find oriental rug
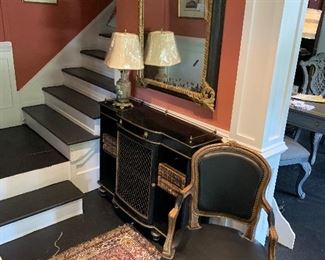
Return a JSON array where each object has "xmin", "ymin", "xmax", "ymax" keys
[{"xmin": 51, "ymin": 224, "xmax": 161, "ymax": 260}]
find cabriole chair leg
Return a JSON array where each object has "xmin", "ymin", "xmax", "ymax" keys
[{"xmin": 297, "ymin": 162, "xmax": 312, "ymax": 199}]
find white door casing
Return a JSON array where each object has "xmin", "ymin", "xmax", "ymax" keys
[{"xmin": 0, "ymin": 42, "xmax": 21, "ymax": 128}]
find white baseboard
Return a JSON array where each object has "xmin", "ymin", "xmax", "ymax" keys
[
  {"xmin": 0, "ymin": 161, "xmax": 70, "ymax": 200},
  {"xmin": 0, "ymin": 199, "xmax": 83, "ymax": 245},
  {"xmin": 44, "ymin": 92, "xmax": 100, "ymax": 135}
]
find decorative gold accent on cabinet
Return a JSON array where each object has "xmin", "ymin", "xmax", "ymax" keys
[{"xmin": 158, "ymin": 163, "xmax": 186, "ymax": 197}]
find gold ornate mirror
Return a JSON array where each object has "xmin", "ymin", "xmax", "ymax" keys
[{"xmin": 136, "ymin": 0, "xmax": 226, "ymax": 111}]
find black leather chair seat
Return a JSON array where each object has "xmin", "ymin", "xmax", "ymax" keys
[{"xmin": 174, "ymin": 224, "xmax": 267, "ymax": 260}]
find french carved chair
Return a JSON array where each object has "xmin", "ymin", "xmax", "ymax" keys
[
  {"xmin": 279, "ymin": 136, "xmax": 312, "ymax": 199},
  {"xmin": 295, "ymin": 52, "xmax": 325, "ymax": 164},
  {"xmin": 162, "ymin": 142, "xmax": 277, "ymax": 260}
]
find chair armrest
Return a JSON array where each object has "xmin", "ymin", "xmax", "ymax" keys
[
  {"xmin": 262, "ymin": 198, "xmax": 278, "ymax": 260},
  {"xmin": 162, "ymin": 184, "xmax": 193, "ymax": 259}
]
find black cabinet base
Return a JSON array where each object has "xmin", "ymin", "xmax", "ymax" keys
[{"xmin": 100, "ymin": 100, "xmax": 221, "ymax": 238}]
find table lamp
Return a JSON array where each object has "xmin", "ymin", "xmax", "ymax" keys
[
  {"xmin": 105, "ymin": 32, "xmax": 144, "ymax": 109},
  {"xmin": 144, "ymin": 31, "xmax": 181, "ymax": 83}
]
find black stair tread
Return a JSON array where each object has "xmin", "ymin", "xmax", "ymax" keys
[
  {"xmin": 0, "ymin": 125, "xmax": 68, "ymax": 179},
  {"xmin": 0, "ymin": 181, "xmax": 83, "ymax": 227},
  {"xmin": 62, "ymin": 67, "xmax": 115, "ymax": 93},
  {"xmin": 22, "ymin": 105, "xmax": 98, "ymax": 145},
  {"xmin": 80, "ymin": 49, "xmax": 106, "ymax": 61},
  {"xmin": 43, "ymin": 85, "xmax": 100, "ymax": 119},
  {"xmin": 99, "ymin": 32, "xmax": 112, "ymax": 38}
]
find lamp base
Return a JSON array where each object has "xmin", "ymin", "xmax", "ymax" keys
[
  {"xmin": 114, "ymin": 70, "xmax": 133, "ymax": 110},
  {"xmin": 113, "ymin": 100, "xmax": 134, "ymax": 110}
]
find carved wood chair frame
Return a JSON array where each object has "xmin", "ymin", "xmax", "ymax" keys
[{"xmin": 162, "ymin": 142, "xmax": 278, "ymax": 260}]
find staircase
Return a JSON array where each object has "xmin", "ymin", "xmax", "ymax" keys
[{"xmin": 0, "ymin": 6, "xmax": 116, "ymax": 245}]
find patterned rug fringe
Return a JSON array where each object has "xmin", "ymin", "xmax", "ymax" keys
[{"xmin": 51, "ymin": 224, "xmax": 161, "ymax": 260}]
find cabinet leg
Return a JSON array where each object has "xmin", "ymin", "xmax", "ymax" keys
[
  {"xmin": 98, "ymin": 186, "xmax": 107, "ymax": 197},
  {"xmin": 112, "ymin": 200, "xmax": 119, "ymax": 209},
  {"xmin": 151, "ymin": 229, "xmax": 161, "ymax": 242}
]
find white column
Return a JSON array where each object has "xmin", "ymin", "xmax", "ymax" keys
[{"xmin": 229, "ymin": 0, "xmax": 308, "ymax": 249}]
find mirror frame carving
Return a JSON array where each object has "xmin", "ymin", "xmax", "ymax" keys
[{"xmin": 136, "ymin": 0, "xmax": 226, "ymax": 111}]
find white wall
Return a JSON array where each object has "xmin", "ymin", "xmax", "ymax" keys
[{"xmin": 0, "ymin": 42, "xmax": 21, "ymax": 129}]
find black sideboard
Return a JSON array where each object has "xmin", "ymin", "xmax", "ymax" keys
[{"xmin": 99, "ymin": 100, "xmax": 222, "ymax": 237}]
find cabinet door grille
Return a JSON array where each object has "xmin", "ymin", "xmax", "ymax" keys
[{"xmin": 116, "ymin": 132, "xmax": 154, "ymax": 220}]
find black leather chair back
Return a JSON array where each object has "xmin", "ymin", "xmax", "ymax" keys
[{"xmin": 192, "ymin": 143, "xmax": 270, "ymax": 224}]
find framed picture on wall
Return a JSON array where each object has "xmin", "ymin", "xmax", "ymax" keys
[
  {"xmin": 23, "ymin": 0, "xmax": 57, "ymax": 4},
  {"xmin": 178, "ymin": 0, "xmax": 205, "ymax": 19}
]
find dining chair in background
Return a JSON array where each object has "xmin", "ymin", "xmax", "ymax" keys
[
  {"xmin": 279, "ymin": 136, "xmax": 312, "ymax": 199},
  {"xmin": 294, "ymin": 52, "xmax": 325, "ymax": 165}
]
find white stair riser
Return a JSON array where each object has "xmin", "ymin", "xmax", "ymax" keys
[
  {"xmin": 24, "ymin": 112, "xmax": 71, "ymax": 159},
  {"xmin": 63, "ymin": 74, "xmax": 116, "ymax": 102},
  {"xmin": 81, "ymin": 55, "xmax": 114, "ymax": 79},
  {"xmin": 0, "ymin": 162, "xmax": 70, "ymax": 200},
  {"xmin": 0, "ymin": 199, "xmax": 83, "ymax": 245},
  {"xmin": 44, "ymin": 92, "xmax": 100, "ymax": 135},
  {"xmin": 97, "ymin": 36, "xmax": 110, "ymax": 51},
  {"xmin": 23, "ymin": 111, "xmax": 100, "ymax": 193}
]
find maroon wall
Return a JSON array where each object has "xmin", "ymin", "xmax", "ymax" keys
[
  {"xmin": 143, "ymin": 0, "xmax": 166, "ymax": 32},
  {"xmin": 308, "ymin": 0, "xmax": 324, "ymax": 9},
  {"xmin": 0, "ymin": 0, "xmax": 111, "ymax": 89},
  {"xmin": 168, "ymin": 0, "xmax": 206, "ymax": 38},
  {"xmin": 142, "ymin": 0, "xmax": 205, "ymax": 38},
  {"xmin": 0, "ymin": 1, "xmax": 4, "ymax": 41},
  {"xmin": 117, "ymin": 0, "xmax": 245, "ymax": 131}
]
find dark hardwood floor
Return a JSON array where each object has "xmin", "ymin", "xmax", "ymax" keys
[
  {"xmin": 276, "ymin": 130, "xmax": 325, "ymax": 260},
  {"xmin": 0, "ymin": 128, "xmax": 324, "ymax": 260},
  {"xmin": 0, "ymin": 192, "xmax": 123, "ymax": 260}
]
